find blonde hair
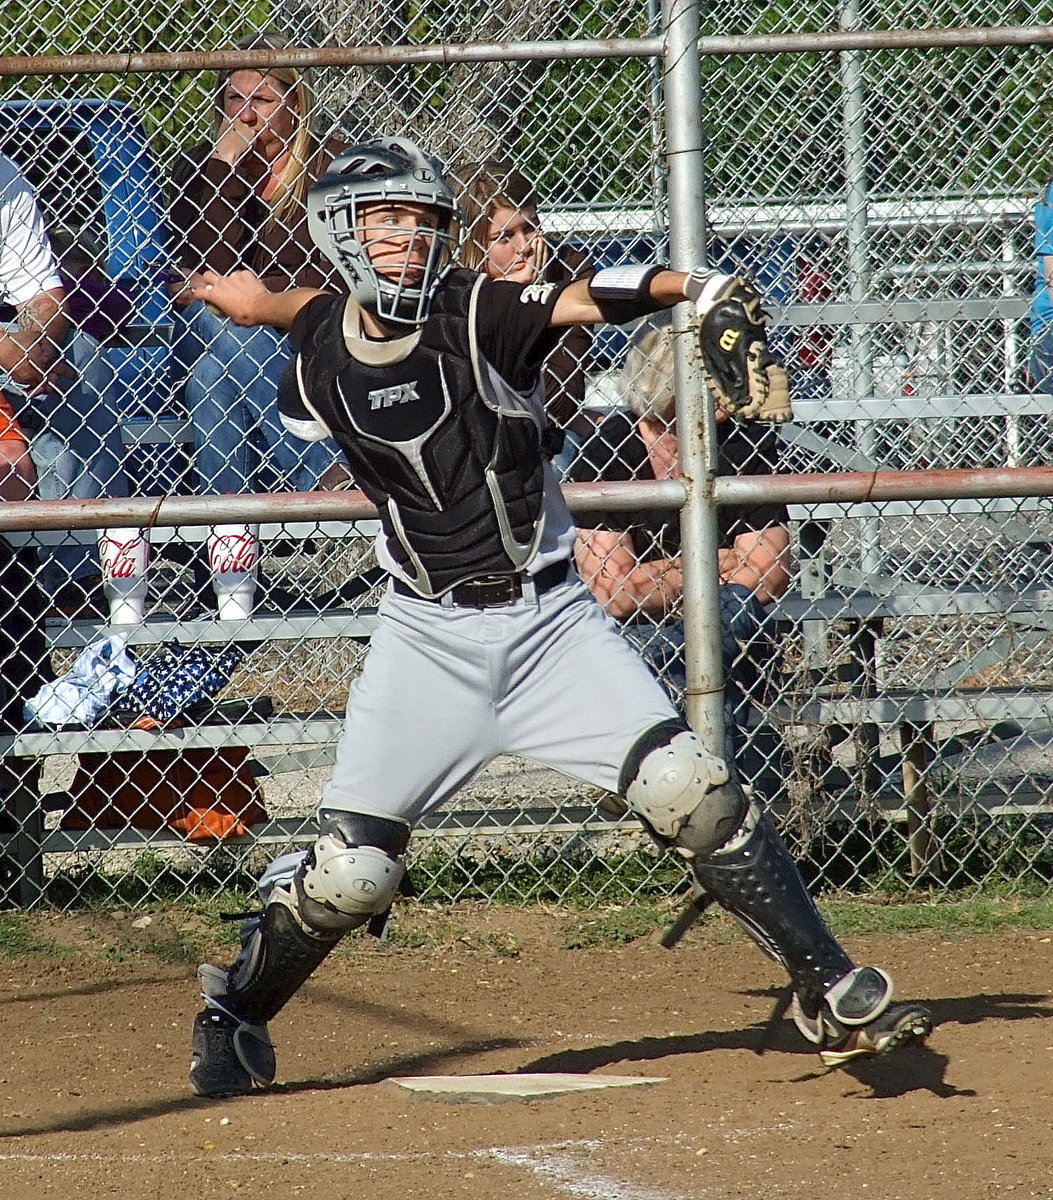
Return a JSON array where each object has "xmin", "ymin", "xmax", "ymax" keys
[
  {"xmin": 216, "ymin": 31, "xmax": 316, "ymax": 227},
  {"xmin": 619, "ymin": 324, "xmax": 677, "ymax": 422},
  {"xmin": 451, "ymin": 159, "xmax": 551, "ymax": 275}
]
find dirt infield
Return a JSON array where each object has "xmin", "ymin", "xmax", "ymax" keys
[{"xmin": 0, "ymin": 906, "xmax": 1049, "ymax": 1200}]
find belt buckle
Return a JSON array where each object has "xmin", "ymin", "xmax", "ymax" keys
[{"xmin": 457, "ymin": 574, "xmax": 520, "ymax": 607}]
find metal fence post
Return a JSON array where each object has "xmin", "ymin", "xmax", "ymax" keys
[{"xmin": 662, "ymin": 0, "xmax": 727, "ymax": 757}]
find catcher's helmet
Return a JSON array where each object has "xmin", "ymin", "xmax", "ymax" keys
[{"xmin": 307, "ymin": 138, "xmax": 458, "ymax": 328}]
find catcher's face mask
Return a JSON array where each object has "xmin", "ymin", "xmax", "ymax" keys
[{"xmin": 308, "ymin": 138, "xmax": 458, "ymax": 328}]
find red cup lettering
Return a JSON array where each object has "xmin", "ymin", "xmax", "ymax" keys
[
  {"xmin": 209, "ymin": 534, "xmax": 259, "ymax": 575},
  {"xmin": 100, "ymin": 533, "xmax": 149, "ymax": 580}
]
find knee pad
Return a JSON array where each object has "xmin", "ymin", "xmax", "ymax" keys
[
  {"xmin": 296, "ymin": 810, "xmax": 412, "ymax": 936},
  {"xmin": 620, "ymin": 719, "xmax": 744, "ymax": 856},
  {"xmin": 213, "ymin": 811, "xmax": 412, "ymax": 1026}
]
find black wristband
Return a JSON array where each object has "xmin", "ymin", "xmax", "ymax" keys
[{"xmin": 588, "ymin": 264, "xmax": 665, "ymax": 325}]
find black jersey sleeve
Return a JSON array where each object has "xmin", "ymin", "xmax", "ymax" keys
[{"xmin": 473, "ymin": 276, "xmax": 574, "ymax": 391}]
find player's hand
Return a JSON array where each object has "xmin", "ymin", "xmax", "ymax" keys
[
  {"xmin": 167, "ymin": 266, "xmax": 196, "ymax": 309},
  {"xmin": 191, "ymin": 269, "xmax": 269, "ymax": 325},
  {"xmin": 687, "ymin": 272, "xmax": 793, "ymax": 423}
]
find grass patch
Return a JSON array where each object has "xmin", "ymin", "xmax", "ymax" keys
[
  {"xmin": 558, "ymin": 894, "xmax": 1053, "ymax": 950},
  {"xmin": 0, "ymin": 914, "xmax": 63, "ymax": 958},
  {"xmin": 562, "ymin": 904, "xmax": 672, "ymax": 949},
  {"xmin": 138, "ymin": 925, "xmax": 213, "ymax": 965},
  {"xmin": 369, "ymin": 904, "xmax": 523, "ymax": 957},
  {"xmin": 821, "ymin": 895, "xmax": 1053, "ymax": 938},
  {"xmin": 410, "ymin": 845, "xmax": 685, "ymax": 907},
  {"xmin": 5, "ymin": 858, "xmax": 1052, "ymax": 959}
]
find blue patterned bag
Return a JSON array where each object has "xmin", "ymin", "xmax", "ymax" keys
[{"xmin": 112, "ymin": 642, "xmax": 244, "ymax": 725}]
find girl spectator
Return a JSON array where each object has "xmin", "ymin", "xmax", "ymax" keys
[{"xmin": 453, "ymin": 160, "xmax": 593, "ymax": 472}]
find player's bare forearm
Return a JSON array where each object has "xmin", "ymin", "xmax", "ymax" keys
[
  {"xmin": 551, "ymin": 270, "xmax": 688, "ymax": 327},
  {"xmin": 191, "ymin": 269, "xmax": 322, "ymax": 328}
]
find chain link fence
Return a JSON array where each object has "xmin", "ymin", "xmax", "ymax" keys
[{"xmin": 0, "ymin": 2, "xmax": 1051, "ymax": 909}]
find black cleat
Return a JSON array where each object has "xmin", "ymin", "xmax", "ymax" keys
[
  {"xmin": 189, "ymin": 1007, "xmax": 275, "ymax": 1097},
  {"xmin": 793, "ymin": 966, "xmax": 933, "ymax": 1068},
  {"xmin": 809, "ymin": 1001, "xmax": 933, "ymax": 1068}
]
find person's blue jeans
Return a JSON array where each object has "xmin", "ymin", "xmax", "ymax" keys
[
  {"xmin": 173, "ymin": 302, "xmax": 338, "ymax": 495},
  {"xmin": 551, "ymin": 426, "xmax": 584, "ymax": 478},
  {"xmin": 622, "ymin": 582, "xmax": 775, "ymax": 762},
  {"xmin": 20, "ymin": 330, "xmax": 130, "ymax": 590},
  {"xmin": 1031, "ymin": 323, "xmax": 1053, "ymax": 393}
]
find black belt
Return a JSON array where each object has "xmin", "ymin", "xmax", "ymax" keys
[{"xmin": 393, "ymin": 561, "xmax": 571, "ymax": 608}]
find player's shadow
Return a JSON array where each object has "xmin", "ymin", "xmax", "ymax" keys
[
  {"xmin": 517, "ymin": 989, "xmax": 1051, "ymax": 1100},
  {"xmin": 0, "ymin": 1035, "xmax": 529, "ymax": 1139},
  {"xmin": 275, "ymin": 1036, "xmax": 530, "ymax": 1094},
  {"xmin": 0, "ymin": 973, "xmax": 189, "ymax": 1006},
  {"xmin": 3, "ymin": 989, "xmax": 1046, "ymax": 1137}
]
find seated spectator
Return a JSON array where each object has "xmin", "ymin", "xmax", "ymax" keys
[
  {"xmin": 0, "ymin": 155, "xmax": 68, "ymax": 399},
  {"xmin": 0, "ymin": 153, "xmax": 61, "ymax": 814},
  {"xmin": 570, "ymin": 320, "xmax": 791, "ymax": 763},
  {"xmin": 1031, "ymin": 176, "xmax": 1053, "ymax": 392},
  {"xmin": 0, "ymin": 159, "xmax": 135, "ymax": 612},
  {"xmin": 168, "ymin": 30, "xmax": 345, "ymax": 498},
  {"xmin": 452, "ymin": 160, "xmax": 593, "ymax": 473},
  {"xmin": 28, "ymin": 229, "xmax": 137, "ymax": 611}
]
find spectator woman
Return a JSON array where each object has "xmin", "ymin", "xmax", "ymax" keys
[
  {"xmin": 453, "ymin": 160, "xmax": 593, "ymax": 472},
  {"xmin": 169, "ymin": 31, "xmax": 344, "ymax": 496}
]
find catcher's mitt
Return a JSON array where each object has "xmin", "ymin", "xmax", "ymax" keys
[{"xmin": 685, "ymin": 271, "xmax": 792, "ymax": 422}]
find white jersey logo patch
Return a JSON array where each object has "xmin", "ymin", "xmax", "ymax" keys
[
  {"xmin": 368, "ymin": 382, "xmax": 420, "ymax": 410},
  {"xmin": 518, "ymin": 281, "xmax": 557, "ymax": 305}
]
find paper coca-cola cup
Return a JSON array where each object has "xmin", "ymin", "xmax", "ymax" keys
[
  {"xmin": 208, "ymin": 524, "xmax": 260, "ymax": 619},
  {"xmin": 98, "ymin": 527, "xmax": 150, "ymax": 624}
]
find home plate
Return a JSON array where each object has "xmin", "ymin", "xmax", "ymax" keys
[{"xmin": 387, "ymin": 1073, "xmax": 666, "ymax": 1103}]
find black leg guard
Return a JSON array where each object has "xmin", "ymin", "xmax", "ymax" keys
[
  {"xmin": 690, "ymin": 803, "xmax": 933, "ymax": 1066},
  {"xmin": 211, "ymin": 893, "xmax": 344, "ymax": 1027},
  {"xmin": 690, "ymin": 804, "xmax": 853, "ymax": 1015},
  {"xmin": 189, "ymin": 812, "xmax": 412, "ymax": 1095},
  {"xmin": 190, "ymin": 896, "xmax": 343, "ymax": 1097}
]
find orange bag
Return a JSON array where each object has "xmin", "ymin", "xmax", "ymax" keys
[{"xmin": 61, "ymin": 747, "xmax": 268, "ymax": 841}]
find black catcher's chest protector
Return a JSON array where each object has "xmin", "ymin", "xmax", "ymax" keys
[{"xmin": 293, "ymin": 272, "xmax": 548, "ymax": 596}]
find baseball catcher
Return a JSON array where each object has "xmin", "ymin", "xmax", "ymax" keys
[{"xmin": 185, "ymin": 139, "xmax": 929, "ymax": 1097}]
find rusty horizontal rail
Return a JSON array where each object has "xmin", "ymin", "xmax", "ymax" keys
[
  {"xmin": 0, "ymin": 467, "xmax": 1052, "ymax": 533},
  {"xmin": 0, "ymin": 23, "xmax": 1049, "ymax": 78}
]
